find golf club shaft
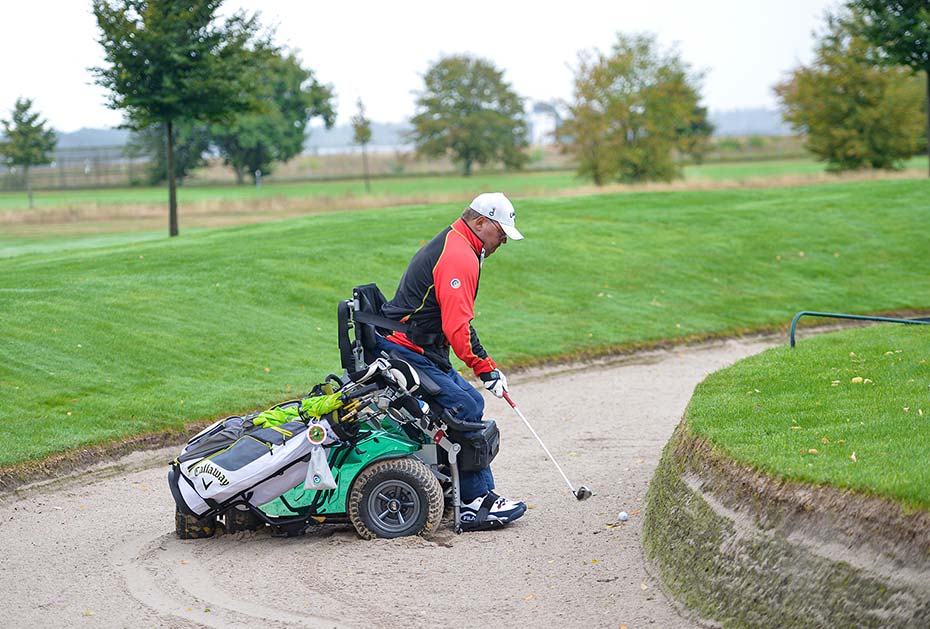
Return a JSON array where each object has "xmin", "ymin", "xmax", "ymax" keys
[{"xmin": 503, "ymin": 392, "xmax": 577, "ymax": 494}]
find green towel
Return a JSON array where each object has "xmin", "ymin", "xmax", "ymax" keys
[{"xmin": 251, "ymin": 393, "xmax": 344, "ymax": 428}]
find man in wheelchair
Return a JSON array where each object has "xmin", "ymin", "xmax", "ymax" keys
[{"xmin": 348, "ymin": 193, "xmax": 527, "ymax": 532}]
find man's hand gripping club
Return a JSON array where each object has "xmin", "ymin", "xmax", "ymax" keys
[{"xmin": 479, "ymin": 369, "xmax": 508, "ymax": 398}]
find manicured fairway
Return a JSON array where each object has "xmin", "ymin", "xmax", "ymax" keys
[
  {"xmin": 5, "ymin": 156, "xmax": 926, "ymax": 213},
  {"xmin": 1, "ymin": 178, "xmax": 928, "ymax": 466},
  {"xmin": 686, "ymin": 324, "xmax": 930, "ymax": 509}
]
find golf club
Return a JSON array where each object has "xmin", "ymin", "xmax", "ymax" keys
[{"xmin": 502, "ymin": 391, "xmax": 593, "ymax": 501}]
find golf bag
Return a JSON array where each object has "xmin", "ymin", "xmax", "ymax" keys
[{"xmin": 168, "ymin": 402, "xmax": 315, "ymax": 518}]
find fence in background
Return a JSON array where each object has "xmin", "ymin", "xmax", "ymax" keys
[
  {"xmin": 0, "ymin": 145, "xmax": 149, "ymax": 191},
  {"xmin": 1, "ymin": 136, "xmax": 814, "ymax": 192}
]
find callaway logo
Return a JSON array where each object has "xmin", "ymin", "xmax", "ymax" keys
[
  {"xmin": 202, "ymin": 478, "xmax": 213, "ymax": 490},
  {"xmin": 488, "ymin": 207, "xmax": 496, "ymax": 216},
  {"xmin": 450, "ymin": 278, "xmax": 461, "ymax": 289},
  {"xmin": 192, "ymin": 461, "xmax": 230, "ymax": 487}
]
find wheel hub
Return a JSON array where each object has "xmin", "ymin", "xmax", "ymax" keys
[{"xmin": 367, "ymin": 478, "xmax": 422, "ymax": 534}]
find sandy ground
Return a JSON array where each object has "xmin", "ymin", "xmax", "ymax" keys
[{"xmin": 0, "ymin": 337, "xmax": 775, "ymax": 628}]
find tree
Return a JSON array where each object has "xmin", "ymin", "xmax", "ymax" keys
[
  {"xmin": 352, "ymin": 98, "xmax": 373, "ymax": 192},
  {"xmin": 845, "ymin": 0, "xmax": 930, "ymax": 176},
  {"xmin": 92, "ymin": 0, "xmax": 266, "ymax": 236},
  {"xmin": 410, "ymin": 55, "xmax": 528, "ymax": 176},
  {"xmin": 127, "ymin": 121, "xmax": 211, "ymax": 185},
  {"xmin": 0, "ymin": 98, "xmax": 57, "ymax": 208},
  {"xmin": 677, "ymin": 105, "xmax": 715, "ymax": 165},
  {"xmin": 560, "ymin": 33, "xmax": 708, "ymax": 185},
  {"xmin": 211, "ymin": 48, "xmax": 335, "ymax": 184},
  {"xmin": 774, "ymin": 11, "xmax": 925, "ymax": 171}
]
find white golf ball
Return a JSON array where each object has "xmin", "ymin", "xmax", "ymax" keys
[{"xmin": 618, "ymin": 511, "xmax": 629, "ymax": 522}]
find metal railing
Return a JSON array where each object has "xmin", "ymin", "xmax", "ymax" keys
[{"xmin": 789, "ymin": 311, "xmax": 930, "ymax": 347}]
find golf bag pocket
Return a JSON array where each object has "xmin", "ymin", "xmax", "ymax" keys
[
  {"xmin": 450, "ymin": 420, "xmax": 499, "ymax": 472},
  {"xmin": 172, "ymin": 421, "xmax": 313, "ymax": 517}
]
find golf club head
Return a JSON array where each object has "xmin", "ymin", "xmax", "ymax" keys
[{"xmin": 575, "ymin": 486, "xmax": 593, "ymax": 501}]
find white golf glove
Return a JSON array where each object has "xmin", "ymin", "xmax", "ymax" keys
[{"xmin": 479, "ymin": 369, "xmax": 508, "ymax": 398}]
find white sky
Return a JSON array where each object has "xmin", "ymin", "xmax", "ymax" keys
[{"xmin": 1, "ymin": 0, "xmax": 840, "ymax": 133}]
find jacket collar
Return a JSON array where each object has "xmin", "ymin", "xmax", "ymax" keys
[{"xmin": 451, "ymin": 218, "xmax": 485, "ymax": 257}]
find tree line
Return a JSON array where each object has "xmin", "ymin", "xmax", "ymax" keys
[{"xmin": 1, "ymin": 0, "xmax": 927, "ymax": 235}]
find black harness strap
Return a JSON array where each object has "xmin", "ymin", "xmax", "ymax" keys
[
  {"xmin": 353, "ymin": 310, "xmax": 441, "ymax": 346},
  {"xmin": 352, "ymin": 310, "xmax": 410, "ymax": 333}
]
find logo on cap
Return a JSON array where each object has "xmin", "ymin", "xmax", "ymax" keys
[{"xmin": 450, "ymin": 278, "xmax": 461, "ymax": 289}]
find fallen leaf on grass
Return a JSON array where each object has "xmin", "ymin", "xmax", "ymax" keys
[
  {"xmin": 851, "ymin": 377, "xmax": 863, "ymax": 384},
  {"xmin": 831, "ymin": 380, "xmax": 840, "ymax": 387},
  {"xmin": 850, "ymin": 452, "xmax": 857, "ymax": 463},
  {"xmin": 863, "ymin": 378, "xmax": 873, "ymax": 384},
  {"xmin": 904, "ymin": 407, "xmax": 910, "ymax": 413},
  {"xmin": 791, "ymin": 426, "xmax": 803, "ymax": 430},
  {"xmin": 821, "ymin": 437, "xmax": 829, "ymax": 444},
  {"xmin": 808, "ymin": 449, "xmax": 819, "ymax": 455}
]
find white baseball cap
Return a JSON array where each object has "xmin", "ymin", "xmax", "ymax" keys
[{"xmin": 469, "ymin": 192, "xmax": 524, "ymax": 240}]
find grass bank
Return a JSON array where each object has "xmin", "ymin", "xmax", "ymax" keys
[
  {"xmin": 686, "ymin": 324, "xmax": 930, "ymax": 509},
  {"xmin": 1, "ymin": 178, "xmax": 928, "ymax": 467}
]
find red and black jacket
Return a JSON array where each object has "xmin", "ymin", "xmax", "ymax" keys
[{"xmin": 381, "ymin": 218, "xmax": 497, "ymax": 376}]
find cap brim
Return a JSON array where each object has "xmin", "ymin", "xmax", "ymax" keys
[{"xmin": 500, "ymin": 222, "xmax": 524, "ymax": 240}]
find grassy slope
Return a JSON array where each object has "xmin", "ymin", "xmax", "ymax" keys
[
  {"xmin": 686, "ymin": 324, "xmax": 930, "ymax": 508},
  {"xmin": 1, "ymin": 178, "xmax": 928, "ymax": 467}
]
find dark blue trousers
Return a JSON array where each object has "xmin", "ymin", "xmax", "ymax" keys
[{"xmin": 376, "ymin": 337, "xmax": 495, "ymax": 502}]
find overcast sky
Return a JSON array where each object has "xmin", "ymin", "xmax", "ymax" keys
[{"xmin": 1, "ymin": 0, "xmax": 840, "ymax": 133}]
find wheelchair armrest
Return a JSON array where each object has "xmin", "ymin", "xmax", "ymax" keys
[{"xmin": 440, "ymin": 408, "xmax": 490, "ymax": 432}]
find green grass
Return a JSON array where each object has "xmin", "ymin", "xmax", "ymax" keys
[
  {"xmin": 3, "ymin": 156, "xmax": 926, "ymax": 214},
  {"xmin": 684, "ymin": 155, "xmax": 928, "ymax": 180},
  {"xmin": 682, "ymin": 158, "xmax": 827, "ymax": 180},
  {"xmin": 0, "ymin": 170, "xmax": 586, "ymax": 212},
  {"xmin": 686, "ymin": 324, "xmax": 930, "ymax": 508},
  {"xmin": 1, "ymin": 178, "xmax": 928, "ymax": 468}
]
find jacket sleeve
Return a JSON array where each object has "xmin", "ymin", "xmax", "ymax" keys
[{"xmin": 433, "ymin": 240, "xmax": 497, "ymax": 376}]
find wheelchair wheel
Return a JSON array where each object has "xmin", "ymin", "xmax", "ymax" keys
[
  {"xmin": 175, "ymin": 508, "xmax": 216, "ymax": 539},
  {"xmin": 348, "ymin": 457, "xmax": 443, "ymax": 539},
  {"xmin": 224, "ymin": 507, "xmax": 264, "ymax": 533}
]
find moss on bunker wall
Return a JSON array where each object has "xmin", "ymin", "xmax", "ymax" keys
[{"xmin": 643, "ymin": 422, "xmax": 930, "ymax": 629}]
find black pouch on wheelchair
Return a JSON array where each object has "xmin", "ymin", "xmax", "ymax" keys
[{"xmin": 449, "ymin": 420, "xmax": 500, "ymax": 472}]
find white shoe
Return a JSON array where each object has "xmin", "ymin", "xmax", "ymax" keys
[{"xmin": 460, "ymin": 492, "xmax": 526, "ymax": 530}]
